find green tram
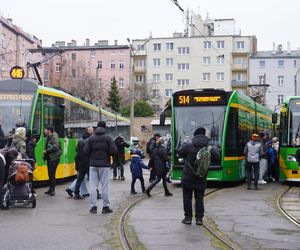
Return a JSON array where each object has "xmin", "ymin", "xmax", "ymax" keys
[
  {"xmin": 279, "ymin": 97, "xmax": 300, "ymax": 182},
  {"xmin": 0, "ymin": 68, "xmax": 130, "ymax": 182},
  {"xmin": 161, "ymin": 89, "xmax": 275, "ymax": 181}
]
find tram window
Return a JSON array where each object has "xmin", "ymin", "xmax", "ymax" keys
[
  {"xmin": 44, "ymin": 95, "xmax": 64, "ymax": 137},
  {"xmin": 225, "ymin": 108, "xmax": 238, "ymax": 156},
  {"xmin": 32, "ymin": 94, "xmax": 42, "ymax": 141}
]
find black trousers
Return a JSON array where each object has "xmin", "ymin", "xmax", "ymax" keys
[
  {"xmin": 182, "ymin": 187, "xmax": 205, "ymax": 219},
  {"xmin": 74, "ymin": 163, "xmax": 89, "ymax": 195},
  {"xmin": 47, "ymin": 158, "xmax": 60, "ymax": 191},
  {"xmin": 147, "ymin": 174, "xmax": 169, "ymax": 193},
  {"xmin": 131, "ymin": 176, "xmax": 145, "ymax": 192},
  {"xmin": 246, "ymin": 161, "xmax": 259, "ymax": 187},
  {"xmin": 148, "ymin": 159, "xmax": 156, "ymax": 181}
]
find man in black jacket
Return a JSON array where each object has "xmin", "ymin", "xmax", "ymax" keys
[
  {"xmin": 84, "ymin": 121, "xmax": 117, "ymax": 214},
  {"xmin": 146, "ymin": 133, "xmax": 161, "ymax": 182},
  {"xmin": 113, "ymin": 135, "xmax": 129, "ymax": 180},
  {"xmin": 73, "ymin": 127, "xmax": 94, "ymax": 199},
  {"xmin": 177, "ymin": 127, "xmax": 209, "ymax": 225}
]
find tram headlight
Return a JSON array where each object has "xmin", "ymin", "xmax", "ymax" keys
[
  {"xmin": 287, "ymin": 155, "xmax": 297, "ymax": 162},
  {"xmin": 178, "ymin": 158, "xmax": 184, "ymax": 163}
]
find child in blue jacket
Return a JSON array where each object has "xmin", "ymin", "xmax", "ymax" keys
[{"xmin": 130, "ymin": 150, "xmax": 149, "ymax": 194}]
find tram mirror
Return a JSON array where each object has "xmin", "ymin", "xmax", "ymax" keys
[
  {"xmin": 272, "ymin": 113, "xmax": 277, "ymax": 124},
  {"xmin": 160, "ymin": 112, "xmax": 166, "ymax": 126}
]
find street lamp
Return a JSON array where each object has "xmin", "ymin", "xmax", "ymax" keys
[{"xmin": 127, "ymin": 38, "xmax": 151, "ymax": 140}]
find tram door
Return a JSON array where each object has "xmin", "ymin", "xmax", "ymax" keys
[{"xmin": 43, "ymin": 95, "xmax": 65, "ymax": 165}]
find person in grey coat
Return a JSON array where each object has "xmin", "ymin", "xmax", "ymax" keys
[{"xmin": 243, "ymin": 134, "xmax": 263, "ymax": 190}]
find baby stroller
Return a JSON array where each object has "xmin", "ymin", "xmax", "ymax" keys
[{"xmin": 1, "ymin": 159, "xmax": 36, "ymax": 209}]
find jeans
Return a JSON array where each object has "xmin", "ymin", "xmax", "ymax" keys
[
  {"xmin": 182, "ymin": 187, "xmax": 205, "ymax": 219},
  {"xmin": 47, "ymin": 158, "xmax": 60, "ymax": 191},
  {"xmin": 259, "ymin": 159, "xmax": 268, "ymax": 180},
  {"xmin": 74, "ymin": 164, "xmax": 89, "ymax": 195},
  {"xmin": 69, "ymin": 175, "xmax": 88, "ymax": 195},
  {"xmin": 113, "ymin": 163, "xmax": 124, "ymax": 178},
  {"xmin": 246, "ymin": 162, "xmax": 259, "ymax": 187},
  {"xmin": 89, "ymin": 166, "xmax": 110, "ymax": 208}
]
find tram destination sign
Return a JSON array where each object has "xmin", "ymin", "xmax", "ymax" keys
[{"xmin": 173, "ymin": 93, "xmax": 227, "ymax": 106}]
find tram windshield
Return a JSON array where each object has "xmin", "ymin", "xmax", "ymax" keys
[
  {"xmin": 0, "ymin": 92, "xmax": 35, "ymax": 134},
  {"xmin": 174, "ymin": 106, "xmax": 226, "ymax": 151}
]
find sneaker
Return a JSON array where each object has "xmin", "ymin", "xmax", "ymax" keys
[
  {"xmin": 65, "ymin": 188, "xmax": 73, "ymax": 198},
  {"xmin": 44, "ymin": 190, "xmax": 52, "ymax": 195},
  {"xmin": 164, "ymin": 192, "xmax": 173, "ymax": 197},
  {"xmin": 145, "ymin": 189, "xmax": 151, "ymax": 197},
  {"xmin": 102, "ymin": 206, "xmax": 113, "ymax": 214},
  {"xmin": 130, "ymin": 191, "xmax": 137, "ymax": 195},
  {"xmin": 258, "ymin": 180, "xmax": 267, "ymax": 184},
  {"xmin": 196, "ymin": 218, "xmax": 203, "ymax": 225},
  {"xmin": 49, "ymin": 190, "xmax": 55, "ymax": 196},
  {"xmin": 113, "ymin": 176, "xmax": 117, "ymax": 180},
  {"xmin": 181, "ymin": 217, "xmax": 192, "ymax": 225},
  {"xmin": 74, "ymin": 194, "xmax": 85, "ymax": 200},
  {"xmin": 89, "ymin": 206, "xmax": 97, "ymax": 214},
  {"xmin": 82, "ymin": 193, "xmax": 90, "ymax": 198},
  {"xmin": 121, "ymin": 176, "xmax": 125, "ymax": 181}
]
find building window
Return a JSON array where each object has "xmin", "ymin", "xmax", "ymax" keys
[
  {"xmin": 136, "ymin": 74, "xmax": 145, "ymax": 83},
  {"xmin": 203, "ymin": 73, "xmax": 211, "ymax": 81},
  {"xmin": 153, "ymin": 43, "xmax": 161, "ymax": 51},
  {"xmin": 236, "ymin": 41, "xmax": 244, "ymax": 49},
  {"xmin": 165, "ymin": 73, "xmax": 173, "ymax": 81},
  {"xmin": 153, "ymin": 58, "xmax": 160, "ymax": 66},
  {"xmin": 204, "ymin": 41, "xmax": 211, "ymax": 49},
  {"xmin": 135, "ymin": 60, "xmax": 145, "ymax": 67},
  {"xmin": 278, "ymin": 60, "xmax": 284, "ymax": 67},
  {"xmin": 178, "ymin": 63, "xmax": 189, "ymax": 70},
  {"xmin": 119, "ymin": 50, "xmax": 124, "ymax": 55},
  {"xmin": 119, "ymin": 78, "xmax": 124, "ymax": 88},
  {"xmin": 97, "ymin": 61, "xmax": 102, "ymax": 69},
  {"xmin": 119, "ymin": 60, "xmax": 125, "ymax": 69},
  {"xmin": 165, "ymin": 89, "xmax": 173, "ymax": 97},
  {"xmin": 137, "ymin": 44, "xmax": 145, "ymax": 51},
  {"xmin": 234, "ymin": 57, "xmax": 244, "ymax": 65},
  {"xmin": 278, "ymin": 95, "xmax": 284, "ymax": 104},
  {"xmin": 278, "ymin": 75, "xmax": 284, "ymax": 85},
  {"xmin": 259, "ymin": 75, "xmax": 265, "ymax": 85},
  {"xmin": 44, "ymin": 70, "xmax": 49, "ymax": 81},
  {"xmin": 203, "ymin": 57, "xmax": 211, "ymax": 65},
  {"xmin": 236, "ymin": 73, "xmax": 244, "ymax": 81},
  {"xmin": 166, "ymin": 58, "xmax": 173, "ymax": 66},
  {"xmin": 153, "ymin": 74, "xmax": 160, "ymax": 82},
  {"xmin": 71, "ymin": 69, "xmax": 76, "ymax": 78},
  {"xmin": 111, "ymin": 50, "xmax": 115, "ymax": 55},
  {"xmin": 178, "ymin": 47, "xmax": 190, "ymax": 54},
  {"xmin": 166, "ymin": 43, "xmax": 174, "ymax": 51},
  {"xmin": 152, "ymin": 89, "xmax": 160, "ymax": 98},
  {"xmin": 111, "ymin": 60, "xmax": 116, "ymax": 69},
  {"xmin": 1, "ymin": 34, "xmax": 6, "ymax": 47},
  {"xmin": 217, "ymin": 56, "xmax": 224, "ymax": 65},
  {"xmin": 55, "ymin": 63, "xmax": 61, "ymax": 72},
  {"xmin": 217, "ymin": 41, "xmax": 224, "ymax": 49},
  {"xmin": 259, "ymin": 60, "xmax": 265, "ymax": 67},
  {"xmin": 217, "ymin": 72, "xmax": 224, "ymax": 81},
  {"xmin": 91, "ymin": 50, "xmax": 96, "ymax": 57},
  {"xmin": 177, "ymin": 79, "xmax": 189, "ymax": 86},
  {"xmin": 71, "ymin": 53, "xmax": 77, "ymax": 61}
]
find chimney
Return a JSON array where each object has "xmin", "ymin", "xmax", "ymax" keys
[
  {"xmin": 277, "ymin": 44, "xmax": 282, "ymax": 53},
  {"xmin": 287, "ymin": 41, "xmax": 291, "ymax": 54},
  {"xmin": 114, "ymin": 40, "xmax": 118, "ymax": 46},
  {"xmin": 86, "ymin": 38, "xmax": 90, "ymax": 46},
  {"xmin": 7, "ymin": 18, "xmax": 12, "ymax": 24},
  {"xmin": 272, "ymin": 42, "xmax": 276, "ymax": 54}
]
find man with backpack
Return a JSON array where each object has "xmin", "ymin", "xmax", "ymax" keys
[{"xmin": 176, "ymin": 127, "xmax": 210, "ymax": 225}]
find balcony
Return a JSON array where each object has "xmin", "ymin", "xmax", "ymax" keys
[
  {"xmin": 231, "ymin": 64, "xmax": 248, "ymax": 72},
  {"xmin": 133, "ymin": 66, "xmax": 145, "ymax": 73},
  {"xmin": 231, "ymin": 80, "xmax": 248, "ymax": 87}
]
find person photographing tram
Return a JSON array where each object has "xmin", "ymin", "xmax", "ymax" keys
[{"xmin": 43, "ymin": 125, "xmax": 62, "ymax": 196}]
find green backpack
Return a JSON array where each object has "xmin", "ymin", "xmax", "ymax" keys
[{"xmin": 189, "ymin": 146, "xmax": 211, "ymax": 178}]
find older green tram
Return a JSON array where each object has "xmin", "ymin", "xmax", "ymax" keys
[
  {"xmin": 279, "ymin": 97, "xmax": 300, "ymax": 182},
  {"xmin": 0, "ymin": 69, "xmax": 130, "ymax": 182},
  {"xmin": 161, "ymin": 89, "xmax": 275, "ymax": 181}
]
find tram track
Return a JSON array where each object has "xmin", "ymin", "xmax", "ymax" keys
[
  {"xmin": 277, "ymin": 186, "xmax": 300, "ymax": 228},
  {"xmin": 119, "ymin": 187, "xmax": 241, "ymax": 250}
]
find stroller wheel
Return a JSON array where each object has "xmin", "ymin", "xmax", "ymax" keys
[{"xmin": 31, "ymin": 197, "xmax": 36, "ymax": 208}]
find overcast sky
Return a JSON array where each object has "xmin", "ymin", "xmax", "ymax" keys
[{"xmin": 1, "ymin": 0, "xmax": 299, "ymax": 51}]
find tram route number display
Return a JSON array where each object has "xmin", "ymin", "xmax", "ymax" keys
[{"xmin": 174, "ymin": 94, "xmax": 226, "ymax": 106}]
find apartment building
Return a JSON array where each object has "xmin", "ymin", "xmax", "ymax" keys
[
  {"xmin": 249, "ymin": 43, "xmax": 300, "ymax": 110},
  {"xmin": 42, "ymin": 39, "xmax": 130, "ymax": 106},
  {"xmin": 0, "ymin": 16, "xmax": 42, "ymax": 80},
  {"xmin": 132, "ymin": 15, "xmax": 256, "ymax": 109}
]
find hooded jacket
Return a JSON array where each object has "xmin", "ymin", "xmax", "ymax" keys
[
  {"xmin": 44, "ymin": 131, "xmax": 62, "ymax": 161},
  {"xmin": 130, "ymin": 154, "xmax": 148, "ymax": 178},
  {"xmin": 177, "ymin": 134, "xmax": 209, "ymax": 190},
  {"xmin": 12, "ymin": 127, "xmax": 26, "ymax": 158},
  {"xmin": 84, "ymin": 127, "xmax": 117, "ymax": 167},
  {"xmin": 243, "ymin": 140, "xmax": 263, "ymax": 163}
]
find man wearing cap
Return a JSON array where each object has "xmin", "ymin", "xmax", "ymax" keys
[
  {"xmin": 84, "ymin": 121, "xmax": 117, "ymax": 214},
  {"xmin": 243, "ymin": 134, "xmax": 263, "ymax": 190}
]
